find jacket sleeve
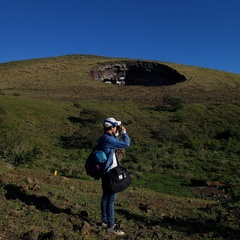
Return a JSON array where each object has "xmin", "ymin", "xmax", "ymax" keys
[{"xmin": 103, "ymin": 133, "xmax": 130, "ymax": 149}]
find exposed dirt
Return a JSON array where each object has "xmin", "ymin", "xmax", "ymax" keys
[{"xmin": 191, "ymin": 179, "xmax": 232, "ymax": 200}]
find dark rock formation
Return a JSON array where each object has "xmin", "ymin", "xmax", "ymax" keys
[{"xmin": 90, "ymin": 60, "xmax": 186, "ymax": 86}]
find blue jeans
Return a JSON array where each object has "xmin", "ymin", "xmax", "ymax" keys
[{"xmin": 101, "ymin": 193, "xmax": 116, "ymax": 228}]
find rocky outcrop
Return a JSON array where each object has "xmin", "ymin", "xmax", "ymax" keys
[{"xmin": 90, "ymin": 60, "xmax": 186, "ymax": 86}]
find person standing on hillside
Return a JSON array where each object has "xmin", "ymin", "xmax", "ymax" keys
[{"xmin": 99, "ymin": 117, "xmax": 130, "ymax": 236}]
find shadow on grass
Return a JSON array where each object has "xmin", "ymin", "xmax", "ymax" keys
[
  {"xmin": 116, "ymin": 209, "xmax": 240, "ymax": 240},
  {"xmin": 4, "ymin": 184, "xmax": 71, "ymax": 214}
]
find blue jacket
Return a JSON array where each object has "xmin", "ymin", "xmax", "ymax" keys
[{"xmin": 97, "ymin": 132, "xmax": 130, "ymax": 174}]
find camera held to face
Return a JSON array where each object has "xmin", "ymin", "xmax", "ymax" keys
[{"xmin": 116, "ymin": 125, "xmax": 122, "ymax": 132}]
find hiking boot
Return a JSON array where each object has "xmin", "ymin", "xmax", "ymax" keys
[
  {"xmin": 107, "ymin": 224, "xmax": 125, "ymax": 236},
  {"xmin": 101, "ymin": 222, "xmax": 108, "ymax": 228}
]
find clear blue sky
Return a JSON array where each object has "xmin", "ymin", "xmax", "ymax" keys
[{"xmin": 1, "ymin": 0, "xmax": 240, "ymax": 74}]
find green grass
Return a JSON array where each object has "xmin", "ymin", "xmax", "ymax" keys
[
  {"xmin": 131, "ymin": 172, "xmax": 193, "ymax": 197},
  {"xmin": 1, "ymin": 93, "xmax": 240, "ymax": 191},
  {"xmin": 0, "ymin": 54, "xmax": 240, "ymax": 239},
  {"xmin": 1, "ymin": 162, "xmax": 239, "ymax": 239}
]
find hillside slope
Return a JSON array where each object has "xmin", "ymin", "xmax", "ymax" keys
[
  {"xmin": 1, "ymin": 54, "xmax": 240, "ymax": 104},
  {"xmin": 0, "ymin": 159, "xmax": 239, "ymax": 240},
  {"xmin": 0, "ymin": 55, "xmax": 240, "ymax": 239}
]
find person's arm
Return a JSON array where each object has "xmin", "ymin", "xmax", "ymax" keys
[{"xmin": 105, "ymin": 133, "xmax": 130, "ymax": 148}]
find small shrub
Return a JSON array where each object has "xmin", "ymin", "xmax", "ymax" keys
[
  {"xmin": 153, "ymin": 125, "xmax": 175, "ymax": 143},
  {"xmin": 0, "ymin": 107, "xmax": 6, "ymax": 115},
  {"xmin": 156, "ymin": 96, "xmax": 183, "ymax": 112},
  {"xmin": 12, "ymin": 146, "xmax": 43, "ymax": 167}
]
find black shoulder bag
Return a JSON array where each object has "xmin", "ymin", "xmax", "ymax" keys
[{"xmin": 107, "ymin": 155, "xmax": 131, "ymax": 194}]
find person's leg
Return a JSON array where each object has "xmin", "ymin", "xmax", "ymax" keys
[
  {"xmin": 106, "ymin": 194, "xmax": 124, "ymax": 236},
  {"xmin": 101, "ymin": 193, "xmax": 108, "ymax": 224},
  {"xmin": 101, "ymin": 174, "xmax": 117, "ymax": 227},
  {"xmin": 106, "ymin": 193, "xmax": 116, "ymax": 227},
  {"xmin": 102, "ymin": 192, "xmax": 124, "ymax": 236},
  {"xmin": 101, "ymin": 174, "xmax": 110, "ymax": 225}
]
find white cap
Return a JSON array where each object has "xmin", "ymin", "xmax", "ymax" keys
[{"xmin": 104, "ymin": 117, "xmax": 121, "ymax": 127}]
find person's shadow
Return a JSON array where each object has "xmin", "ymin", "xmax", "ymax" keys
[{"xmin": 4, "ymin": 183, "xmax": 71, "ymax": 214}]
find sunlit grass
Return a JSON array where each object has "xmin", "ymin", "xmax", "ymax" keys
[{"xmin": 0, "ymin": 55, "xmax": 240, "ymax": 239}]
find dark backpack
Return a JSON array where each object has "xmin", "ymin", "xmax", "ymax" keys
[{"xmin": 84, "ymin": 135, "xmax": 108, "ymax": 180}]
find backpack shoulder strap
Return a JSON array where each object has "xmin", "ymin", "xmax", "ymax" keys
[{"xmin": 96, "ymin": 133, "xmax": 109, "ymax": 149}]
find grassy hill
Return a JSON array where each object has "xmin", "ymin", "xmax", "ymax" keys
[
  {"xmin": 1, "ymin": 54, "xmax": 240, "ymax": 104},
  {"xmin": 0, "ymin": 54, "xmax": 240, "ymax": 239}
]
